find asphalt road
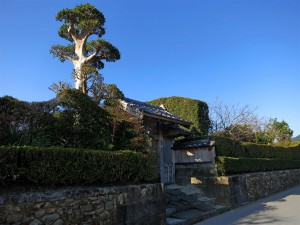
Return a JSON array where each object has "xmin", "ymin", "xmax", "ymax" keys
[{"xmin": 195, "ymin": 185, "xmax": 300, "ymax": 225}]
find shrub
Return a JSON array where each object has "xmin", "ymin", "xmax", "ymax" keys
[
  {"xmin": 0, "ymin": 146, "xmax": 159, "ymax": 187},
  {"xmin": 214, "ymin": 136, "xmax": 300, "ymax": 160},
  {"xmin": 0, "ymin": 90, "xmax": 112, "ymax": 149},
  {"xmin": 0, "ymin": 96, "xmax": 58, "ymax": 146},
  {"xmin": 0, "ymin": 96, "xmax": 30, "ymax": 145},
  {"xmin": 56, "ymin": 89, "xmax": 111, "ymax": 149},
  {"xmin": 216, "ymin": 156, "xmax": 300, "ymax": 175},
  {"xmin": 148, "ymin": 96, "xmax": 210, "ymax": 136},
  {"xmin": 213, "ymin": 136, "xmax": 245, "ymax": 157},
  {"xmin": 104, "ymin": 105, "xmax": 151, "ymax": 151}
]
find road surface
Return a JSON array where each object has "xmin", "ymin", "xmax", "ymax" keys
[{"xmin": 196, "ymin": 185, "xmax": 300, "ymax": 225}]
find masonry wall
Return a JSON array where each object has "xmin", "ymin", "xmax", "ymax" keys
[
  {"xmin": 0, "ymin": 183, "xmax": 165, "ymax": 225},
  {"xmin": 175, "ymin": 163, "xmax": 218, "ymax": 185},
  {"xmin": 202, "ymin": 169, "xmax": 300, "ymax": 208}
]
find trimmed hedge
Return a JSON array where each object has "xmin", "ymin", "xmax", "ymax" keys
[
  {"xmin": 214, "ymin": 136, "xmax": 300, "ymax": 160},
  {"xmin": 148, "ymin": 96, "xmax": 210, "ymax": 135},
  {"xmin": 0, "ymin": 146, "xmax": 159, "ymax": 187},
  {"xmin": 0, "ymin": 91, "xmax": 112, "ymax": 149},
  {"xmin": 217, "ymin": 156, "xmax": 300, "ymax": 176}
]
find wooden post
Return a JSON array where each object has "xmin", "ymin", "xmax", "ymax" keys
[{"xmin": 158, "ymin": 122, "xmax": 166, "ymax": 183}]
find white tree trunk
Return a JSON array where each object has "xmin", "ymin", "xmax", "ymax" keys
[
  {"xmin": 73, "ymin": 61, "xmax": 84, "ymax": 91},
  {"xmin": 73, "ymin": 39, "xmax": 87, "ymax": 92}
]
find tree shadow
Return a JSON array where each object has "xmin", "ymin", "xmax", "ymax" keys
[
  {"xmin": 198, "ymin": 185, "xmax": 300, "ymax": 225},
  {"xmin": 235, "ymin": 204, "xmax": 282, "ymax": 224},
  {"xmin": 234, "ymin": 185, "xmax": 300, "ymax": 225}
]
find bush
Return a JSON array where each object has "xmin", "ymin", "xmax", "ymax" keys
[
  {"xmin": 217, "ymin": 156, "xmax": 300, "ymax": 175},
  {"xmin": 213, "ymin": 136, "xmax": 245, "ymax": 157},
  {"xmin": 148, "ymin": 96, "xmax": 210, "ymax": 136},
  {"xmin": 56, "ymin": 89, "xmax": 111, "ymax": 149},
  {"xmin": 0, "ymin": 96, "xmax": 58, "ymax": 146},
  {"xmin": 104, "ymin": 105, "xmax": 151, "ymax": 151},
  {"xmin": 0, "ymin": 90, "xmax": 112, "ymax": 149},
  {"xmin": 0, "ymin": 146, "xmax": 159, "ymax": 187},
  {"xmin": 214, "ymin": 136, "xmax": 300, "ymax": 160},
  {"xmin": 0, "ymin": 96, "xmax": 30, "ymax": 145}
]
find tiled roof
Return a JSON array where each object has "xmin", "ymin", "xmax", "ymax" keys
[
  {"xmin": 121, "ymin": 98, "xmax": 192, "ymax": 126},
  {"xmin": 172, "ymin": 139, "xmax": 214, "ymax": 150}
]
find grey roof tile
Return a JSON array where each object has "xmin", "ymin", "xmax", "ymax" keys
[{"xmin": 122, "ymin": 98, "xmax": 192, "ymax": 126}]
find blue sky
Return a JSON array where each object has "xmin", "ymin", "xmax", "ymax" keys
[{"xmin": 0, "ymin": 0, "xmax": 299, "ymax": 136}]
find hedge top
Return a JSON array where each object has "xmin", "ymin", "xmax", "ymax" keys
[
  {"xmin": 148, "ymin": 96, "xmax": 210, "ymax": 135},
  {"xmin": 0, "ymin": 146, "xmax": 159, "ymax": 187},
  {"xmin": 214, "ymin": 136, "xmax": 300, "ymax": 160}
]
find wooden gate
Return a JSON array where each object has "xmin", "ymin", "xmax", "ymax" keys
[{"xmin": 158, "ymin": 129, "xmax": 175, "ymax": 184}]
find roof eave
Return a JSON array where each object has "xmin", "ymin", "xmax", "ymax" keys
[{"xmin": 143, "ymin": 112, "xmax": 192, "ymax": 127}]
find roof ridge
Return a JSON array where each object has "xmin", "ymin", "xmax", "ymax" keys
[
  {"xmin": 124, "ymin": 97, "xmax": 165, "ymax": 110},
  {"xmin": 121, "ymin": 97, "xmax": 192, "ymax": 126}
]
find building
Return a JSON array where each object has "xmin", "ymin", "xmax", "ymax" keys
[
  {"xmin": 120, "ymin": 98, "xmax": 192, "ymax": 183},
  {"xmin": 120, "ymin": 98, "xmax": 216, "ymax": 184}
]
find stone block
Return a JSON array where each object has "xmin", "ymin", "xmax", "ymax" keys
[
  {"xmin": 52, "ymin": 219, "xmax": 63, "ymax": 225},
  {"xmin": 23, "ymin": 216, "xmax": 34, "ymax": 223},
  {"xmin": 35, "ymin": 210, "xmax": 45, "ymax": 218},
  {"xmin": 95, "ymin": 208, "xmax": 105, "ymax": 215},
  {"xmin": 105, "ymin": 201, "xmax": 114, "ymax": 210},
  {"xmin": 100, "ymin": 211, "xmax": 110, "ymax": 221},
  {"xmin": 6, "ymin": 214, "xmax": 23, "ymax": 223},
  {"xmin": 88, "ymin": 196, "xmax": 97, "ymax": 201},
  {"xmin": 80, "ymin": 204, "xmax": 93, "ymax": 212},
  {"xmin": 42, "ymin": 213, "xmax": 60, "ymax": 225},
  {"xmin": 29, "ymin": 219, "xmax": 43, "ymax": 225},
  {"xmin": 45, "ymin": 208, "xmax": 56, "ymax": 214},
  {"xmin": 0, "ymin": 196, "xmax": 5, "ymax": 204}
]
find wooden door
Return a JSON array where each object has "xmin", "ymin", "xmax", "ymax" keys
[{"xmin": 158, "ymin": 128, "xmax": 175, "ymax": 184}]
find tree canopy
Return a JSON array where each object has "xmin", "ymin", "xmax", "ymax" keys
[
  {"xmin": 209, "ymin": 99, "xmax": 294, "ymax": 144},
  {"xmin": 50, "ymin": 4, "xmax": 120, "ymax": 94}
]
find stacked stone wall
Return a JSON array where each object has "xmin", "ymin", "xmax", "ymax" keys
[
  {"xmin": 201, "ymin": 169, "xmax": 300, "ymax": 208},
  {"xmin": 0, "ymin": 183, "xmax": 165, "ymax": 225}
]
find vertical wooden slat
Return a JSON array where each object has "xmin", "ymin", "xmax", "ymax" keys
[{"xmin": 174, "ymin": 146, "xmax": 216, "ymax": 164}]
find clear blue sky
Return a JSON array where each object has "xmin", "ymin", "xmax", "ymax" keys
[{"xmin": 0, "ymin": 0, "xmax": 299, "ymax": 136}]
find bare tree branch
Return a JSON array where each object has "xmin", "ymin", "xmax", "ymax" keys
[{"xmin": 49, "ymin": 81, "xmax": 72, "ymax": 93}]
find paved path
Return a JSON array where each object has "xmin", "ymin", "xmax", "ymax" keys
[{"xmin": 195, "ymin": 185, "xmax": 300, "ymax": 225}]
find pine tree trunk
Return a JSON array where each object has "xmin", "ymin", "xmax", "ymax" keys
[
  {"xmin": 73, "ymin": 39, "xmax": 87, "ymax": 93},
  {"xmin": 73, "ymin": 62, "xmax": 86, "ymax": 93}
]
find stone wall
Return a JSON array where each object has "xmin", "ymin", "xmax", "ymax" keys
[
  {"xmin": 175, "ymin": 164, "xmax": 300, "ymax": 209},
  {"xmin": 0, "ymin": 183, "xmax": 165, "ymax": 225},
  {"xmin": 175, "ymin": 163, "xmax": 217, "ymax": 185},
  {"xmin": 201, "ymin": 169, "xmax": 300, "ymax": 208}
]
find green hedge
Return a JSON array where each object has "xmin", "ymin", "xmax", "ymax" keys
[
  {"xmin": 148, "ymin": 96, "xmax": 210, "ymax": 135},
  {"xmin": 216, "ymin": 156, "xmax": 300, "ymax": 176},
  {"xmin": 0, "ymin": 91, "xmax": 112, "ymax": 149},
  {"xmin": 214, "ymin": 136, "xmax": 300, "ymax": 160},
  {"xmin": 0, "ymin": 146, "xmax": 159, "ymax": 187}
]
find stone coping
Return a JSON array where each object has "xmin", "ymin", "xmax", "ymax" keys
[{"xmin": 0, "ymin": 183, "xmax": 163, "ymax": 204}]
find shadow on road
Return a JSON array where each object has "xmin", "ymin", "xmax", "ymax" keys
[
  {"xmin": 197, "ymin": 185, "xmax": 300, "ymax": 225},
  {"xmin": 235, "ymin": 204, "xmax": 281, "ymax": 224}
]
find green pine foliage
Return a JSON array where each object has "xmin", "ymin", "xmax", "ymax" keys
[
  {"xmin": 148, "ymin": 96, "xmax": 210, "ymax": 136},
  {"xmin": 0, "ymin": 146, "xmax": 159, "ymax": 187}
]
